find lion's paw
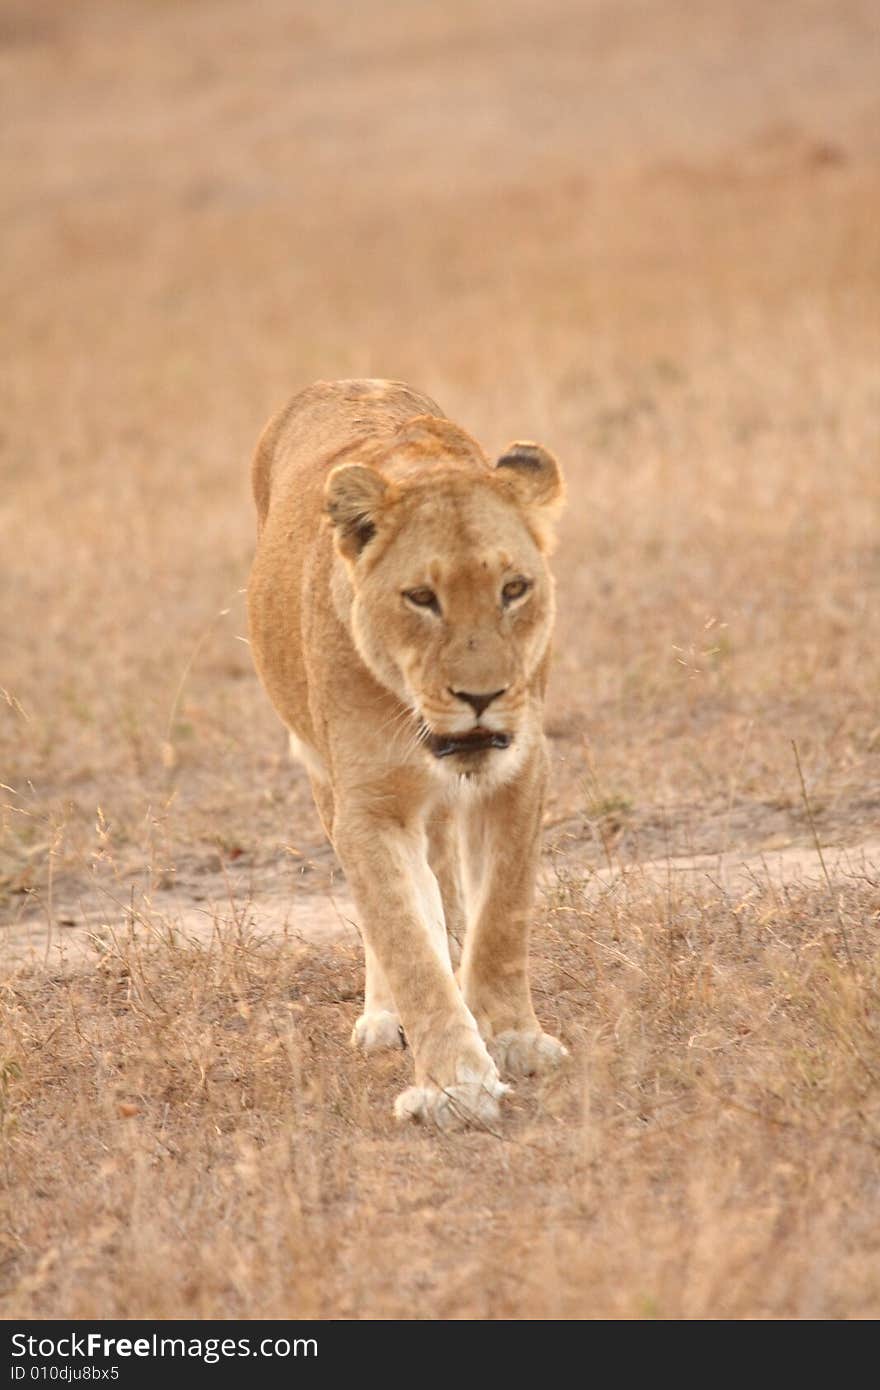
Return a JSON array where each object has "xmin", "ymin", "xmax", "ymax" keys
[
  {"xmin": 394, "ymin": 1073, "xmax": 511, "ymax": 1131},
  {"xmin": 351, "ymin": 1010, "xmax": 405, "ymax": 1052},
  {"xmin": 489, "ymin": 1029, "xmax": 568, "ymax": 1078}
]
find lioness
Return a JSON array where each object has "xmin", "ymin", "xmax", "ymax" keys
[{"xmin": 247, "ymin": 379, "xmax": 567, "ymax": 1128}]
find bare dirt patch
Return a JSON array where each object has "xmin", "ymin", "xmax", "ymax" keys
[{"xmin": 5, "ymin": 840, "xmax": 879, "ymax": 971}]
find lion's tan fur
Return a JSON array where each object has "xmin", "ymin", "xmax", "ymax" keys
[{"xmin": 247, "ymin": 380, "xmax": 567, "ymax": 1127}]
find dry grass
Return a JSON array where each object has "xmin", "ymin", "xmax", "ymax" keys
[
  {"xmin": 2, "ymin": 867, "xmax": 879, "ymax": 1318},
  {"xmin": 2, "ymin": 0, "xmax": 879, "ymax": 1318}
]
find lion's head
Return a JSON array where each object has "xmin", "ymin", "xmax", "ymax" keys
[{"xmin": 325, "ymin": 417, "xmax": 564, "ymax": 781}]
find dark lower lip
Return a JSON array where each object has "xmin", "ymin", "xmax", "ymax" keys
[{"xmin": 426, "ymin": 728, "xmax": 512, "ymax": 759}]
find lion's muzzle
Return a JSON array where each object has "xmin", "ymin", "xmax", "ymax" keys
[{"xmin": 426, "ymin": 728, "xmax": 512, "ymax": 759}]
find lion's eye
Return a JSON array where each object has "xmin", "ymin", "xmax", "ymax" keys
[
  {"xmin": 403, "ymin": 587, "xmax": 441, "ymax": 615},
  {"xmin": 502, "ymin": 577, "xmax": 531, "ymax": 606}
]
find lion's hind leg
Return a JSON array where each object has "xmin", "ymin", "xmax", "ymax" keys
[
  {"xmin": 352, "ymin": 943, "xmax": 404, "ymax": 1052},
  {"xmin": 299, "ymin": 767, "xmax": 404, "ymax": 1052},
  {"xmin": 427, "ymin": 803, "xmax": 466, "ymax": 967}
]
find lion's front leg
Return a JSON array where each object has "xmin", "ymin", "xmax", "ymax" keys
[
  {"xmin": 334, "ymin": 808, "xmax": 508, "ymax": 1128},
  {"xmin": 459, "ymin": 749, "xmax": 568, "ymax": 1079}
]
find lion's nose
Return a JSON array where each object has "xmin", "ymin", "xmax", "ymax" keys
[{"xmin": 449, "ymin": 687, "xmax": 507, "ymax": 718}]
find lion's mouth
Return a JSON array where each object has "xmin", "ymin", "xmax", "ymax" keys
[{"xmin": 425, "ymin": 727, "xmax": 512, "ymax": 759}]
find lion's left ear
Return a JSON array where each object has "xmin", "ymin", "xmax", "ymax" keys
[
  {"xmin": 495, "ymin": 443, "xmax": 564, "ymax": 545},
  {"xmin": 496, "ymin": 442, "xmax": 563, "ymax": 505}
]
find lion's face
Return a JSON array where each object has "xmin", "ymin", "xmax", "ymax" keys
[{"xmin": 326, "ymin": 439, "xmax": 563, "ymax": 780}]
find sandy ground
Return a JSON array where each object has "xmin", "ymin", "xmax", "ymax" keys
[{"xmin": 6, "ymin": 840, "xmax": 879, "ymax": 971}]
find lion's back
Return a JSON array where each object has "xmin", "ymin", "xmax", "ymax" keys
[{"xmin": 251, "ymin": 379, "xmax": 443, "ymax": 532}]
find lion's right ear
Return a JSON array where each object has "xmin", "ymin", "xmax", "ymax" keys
[{"xmin": 325, "ymin": 463, "xmax": 390, "ymax": 562}]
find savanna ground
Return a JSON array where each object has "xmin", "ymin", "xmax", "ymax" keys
[{"xmin": 2, "ymin": 0, "xmax": 879, "ymax": 1318}]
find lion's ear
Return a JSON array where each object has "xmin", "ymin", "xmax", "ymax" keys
[
  {"xmin": 495, "ymin": 443, "xmax": 564, "ymax": 544},
  {"xmin": 325, "ymin": 464, "xmax": 390, "ymax": 561},
  {"xmin": 496, "ymin": 442, "xmax": 563, "ymax": 506}
]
